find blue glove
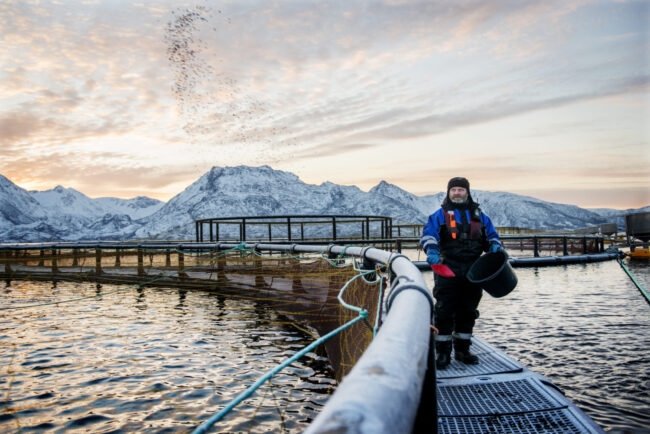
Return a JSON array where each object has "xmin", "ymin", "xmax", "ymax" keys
[
  {"xmin": 426, "ymin": 249, "xmax": 441, "ymax": 265},
  {"xmin": 489, "ymin": 242, "xmax": 504, "ymax": 254}
]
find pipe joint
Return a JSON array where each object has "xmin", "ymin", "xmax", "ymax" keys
[
  {"xmin": 387, "ymin": 253, "xmax": 409, "ymax": 274},
  {"xmin": 386, "ymin": 280, "xmax": 434, "ymax": 314}
]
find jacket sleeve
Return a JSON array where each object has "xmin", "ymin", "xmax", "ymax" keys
[
  {"xmin": 481, "ymin": 212, "xmax": 501, "ymax": 246},
  {"xmin": 420, "ymin": 210, "xmax": 442, "ymax": 253}
]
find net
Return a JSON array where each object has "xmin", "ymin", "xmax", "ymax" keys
[{"xmin": 0, "ymin": 245, "xmax": 384, "ymax": 382}]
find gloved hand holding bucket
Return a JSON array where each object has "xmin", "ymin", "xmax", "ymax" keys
[{"xmin": 466, "ymin": 248, "xmax": 517, "ymax": 298}]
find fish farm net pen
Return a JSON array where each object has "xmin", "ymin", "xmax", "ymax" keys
[
  {"xmin": 1, "ymin": 242, "xmax": 399, "ymax": 431},
  {"xmin": 193, "ymin": 267, "xmax": 381, "ymax": 433},
  {"xmin": 0, "ymin": 243, "xmax": 257, "ymax": 311}
]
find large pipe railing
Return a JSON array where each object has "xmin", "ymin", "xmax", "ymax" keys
[
  {"xmin": 0, "ymin": 234, "xmax": 606, "ymax": 251},
  {"xmin": 0, "ymin": 241, "xmax": 434, "ymax": 434}
]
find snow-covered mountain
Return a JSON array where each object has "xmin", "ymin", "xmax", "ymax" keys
[
  {"xmin": 588, "ymin": 206, "xmax": 650, "ymax": 217},
  {"xmin": 132, "ymin": 166, "xmax": 429, "ymax": 240},
  {"xmin": 0, "ymin": 174, "xmax": 49, "ymax": 227},
  {"xmin": 93, "ymin": 196, "xmax": 164, "ymax": 220},
  {"xmin": 367, "ymin": 181, "xmax": 610, "ymax": 231},
  {"xmin": 470, "ymin": 191, "xmax": 606, "ymax": 230},
  {"xmin": 0, "ymin": 177, "xmax": 162, "ymax": 242},
  {"xmin": 370, "ymin": 181, "xmax": 445, "ymax": 217},
  {"xmin": 586, "ymin": 206, "xmax": 650, "ymax": 231},
  {"xmin": 0, "ymin": 166, "xmax": 645, "ymax": 242},
  {"xmin": 30, "ymin": 186, "xmax": 163, "ymax": 220}
]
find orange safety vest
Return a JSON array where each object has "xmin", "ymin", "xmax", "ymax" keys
[{"xmin": 443, "ymin": 209, "xmax": 483, "ymax": 241}]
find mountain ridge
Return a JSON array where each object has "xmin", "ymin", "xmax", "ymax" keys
[{"xmin": 0, "ymin": 166, "xmax": 645, "ymax": 242}]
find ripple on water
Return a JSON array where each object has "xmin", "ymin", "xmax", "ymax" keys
[
  {"xmin": 21, "ymin": 422, "xmax": 57, "ymax": 431},
  {"xmin": 468, "ymin": 260, "xmax": 650, "ymax": 432},
  {"xmin": 2, "ymin": 262, "xmax": 648, "ymax": 432},
  {"xmin": 65, "ymin": 414, "xmax": 112, "ymax": 429},
  {"xmin": 1, "ymin": 281, "xmax": 336, "ymax": 432}
]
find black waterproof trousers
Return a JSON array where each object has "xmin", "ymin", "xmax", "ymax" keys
[{"xmin": 433, "ymin": 273, "xmax": 483, "ymax": 336}]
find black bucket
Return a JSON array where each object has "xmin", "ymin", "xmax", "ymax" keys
[{"xmin": 467, "ymin": 251, "xmax": 518, "ymax": 298}]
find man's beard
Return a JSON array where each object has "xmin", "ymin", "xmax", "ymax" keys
[{"xmin": 450, "ymin": 196, "xmax": 468, "ymax": 204}]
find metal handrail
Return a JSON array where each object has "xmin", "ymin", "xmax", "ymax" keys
[
  {"xmin": 195, "ymin": 214, "xmax": 395, "ymax": 222},
  {"xmin": 194, "ymin": 214, "xmax": 395, "ymax": 243}
]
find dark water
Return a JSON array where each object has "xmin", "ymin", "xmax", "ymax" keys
[
  {"xmin": 423, "ymin": 259, "xmax": 650, "ymax": 433},
  {"xmin": 0, "ymin": 282, "xmax": 335, "ymax": 432},
  {"xmin": 1, "ymin": 259, "xmax": 648, "ymax": 433}
]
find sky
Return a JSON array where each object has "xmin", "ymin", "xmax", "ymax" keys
[{"xmin": 0, "ymin": 0, "xmax": 648, "ymax": 209}]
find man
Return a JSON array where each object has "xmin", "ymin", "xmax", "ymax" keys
[{"xmin": 419, "ymin": 177, "xmax": 504, "ymax": 369}]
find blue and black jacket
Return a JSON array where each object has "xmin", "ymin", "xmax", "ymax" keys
[{"xmin": 420, "ymin": 201, "xmax": 501, "ymax": 271}]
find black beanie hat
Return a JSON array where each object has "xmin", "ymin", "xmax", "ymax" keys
[
  {"xmin": 447, "ymin": 177, "xmax": 470, "ymax": 194},
  {"xmin": 443, "ymin": 176, "xmax": 476, "ymax": 210}
]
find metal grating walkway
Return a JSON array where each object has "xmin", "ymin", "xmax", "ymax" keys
[
  {"xmin": 438, "ymin": 409, "xmax": 588, "ymax": 434},
  {"xmin": 438, "ymin": 379, "xmax": 558, "ymax": 415},
  {"xmin": 435, "ymin": 337, "xmax": 604, "ymax": 433},
  {"xmin": 437, "ymin": 338, "xmax": 522, "ymax": 379}
]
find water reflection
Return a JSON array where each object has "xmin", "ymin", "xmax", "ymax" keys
[
  {"xmin": 428, "ymin": 259, "xmax": 649, "ymax": 433},
  {"xmin": 0, "ymin": 281, "xmax": 334, "ymax": 432},
  {"xmin": 1, "ymin": 259, "xmax": 648, "ymax": 432},
  {"xmin": 176, "ymin": 289, "xmax": 187, "ymax": 311}
]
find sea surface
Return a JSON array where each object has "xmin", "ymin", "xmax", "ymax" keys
[
  {"xmin": 473, "ymin": 259, "xmax": 650, "ymax": 434},
  {"xmin": 1, "ymin": 256, "xmax": 648, "ymax": 433}
]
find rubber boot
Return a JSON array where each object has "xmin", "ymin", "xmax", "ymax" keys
[
  {"xmin": 435, "ymin": 340, "xmax": 452, "ymax": 369},
  {"xmin": 454, "ymin": 338, "xmax": 479, "ymax": 365}
]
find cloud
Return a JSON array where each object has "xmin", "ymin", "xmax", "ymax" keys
[
  {"xmin": 159, "ymin": 2, "xmax": 554, "ymax": 145},
  {"xmin": 5, "ymin": 0, "xmax": 640, "ymax": 153},
  {"xmin": 0, "ymin": 110, "xmax": 125, "ymax": 151},
  {"xmin": 345, "ymin": 75, "xmax": 649, "ymax": 142},
  {"xmin": 1, "ymin": 0, "xmax": 647, "ymax": 208},
  {"xmin": 0, "ymin": 150, "xmax": 198, "ymax": 199},
  {"xmin": 153, "ymin": 0, "xmax": 648, "ymax": 162},
  {"xmin": 0, "ymin": 113, "xmax": 55, "ymax": 145},
  {"xmin": 286, "ymin": 142, "xmax": 378, "ymax": 161}
]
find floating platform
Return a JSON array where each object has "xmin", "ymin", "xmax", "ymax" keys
[
  {"xmin": 437, "ymin": 337, "xmax": 603, "ymax": 433},
  {"xmin": 0, "ymin": 242, "xmax": 609, "ymax": 432},
  {"xmin": 413, "ymin": 251, "xmax": 621, "ymax": 271}
]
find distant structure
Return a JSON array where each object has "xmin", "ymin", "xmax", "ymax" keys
[
  {"xmin": 625, "ymin": 212, "xmax": 650, "ymax": 246},
  {"xmin": 194, "ymin": 215, "xmax": 394, "ymax": 242}
]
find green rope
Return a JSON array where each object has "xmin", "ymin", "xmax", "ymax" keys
[
  {"xmin": 317, "ymin": 244, "xmax": 363, "ymax": 269},
  {"xmin": 3, "ymin": 242, "xmax": 386, "ymax": 432},
  {"xmin": 319, "ymin": 254, "xmax": 352, "ymax": 268},
  {"xmin": 192, "ymin": 250, "xmax": 382, "ymax": 433},
  {"xmin": 192, "ymin": 313, "xmax": 366, "ymax": 434},
  {"xmin": 338, "ymin": 244, "xmax": 360, "ymax": 259},
  {"xmin": 617, "ymin": 257, "xmax": 650, "ymax": 305},
  {"xmin": 337, "ymin": 269, "xmax": 376, "ymax": 314}
]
